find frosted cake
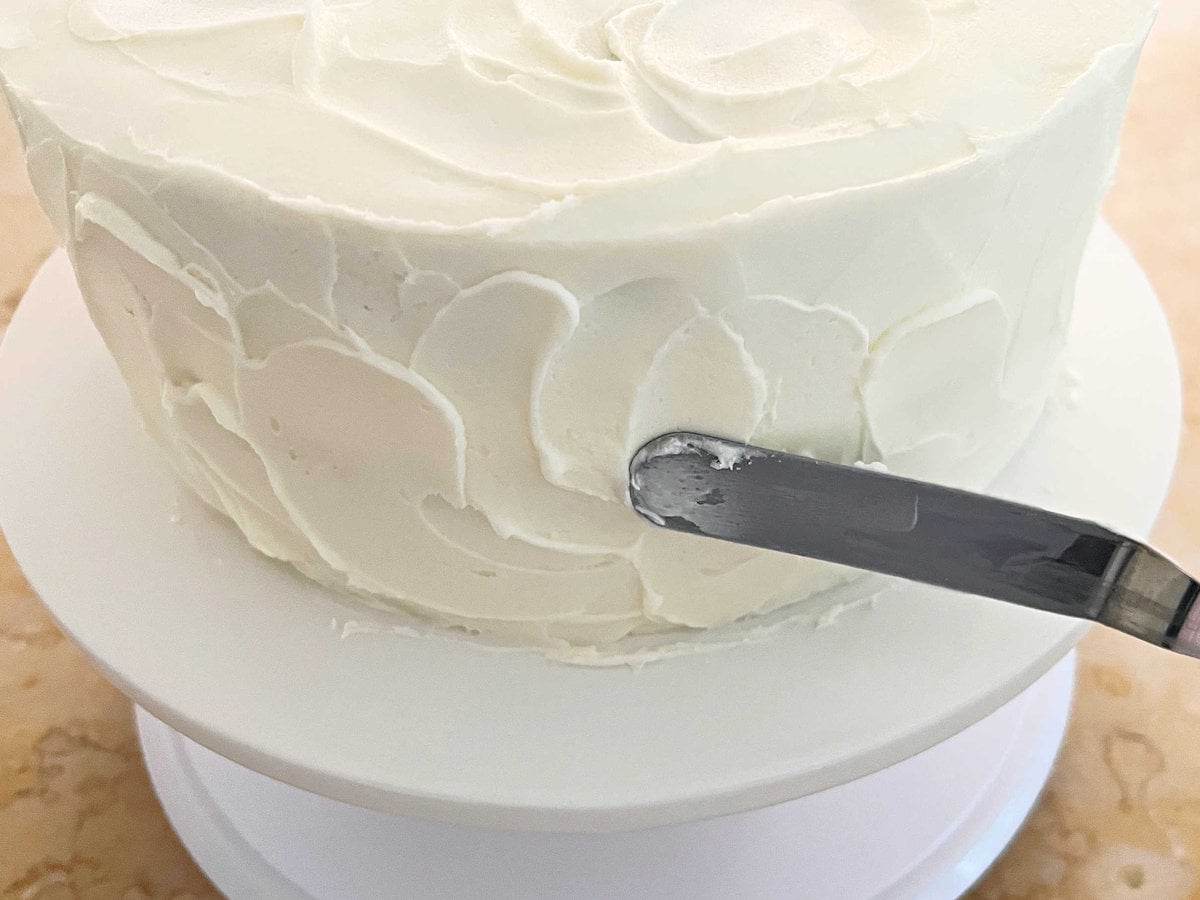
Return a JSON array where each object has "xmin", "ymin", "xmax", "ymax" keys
[{"xmin": 0, "ymin": 0, "xmax": 1156, "ymax": 646}]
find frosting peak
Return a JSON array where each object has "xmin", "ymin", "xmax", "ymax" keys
[{"xmin": 606, "ymin": 0, "xmax": 933, "ymax": 139}]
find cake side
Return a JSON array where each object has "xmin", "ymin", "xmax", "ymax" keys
[{"xmin": 0, "ymin": 1, "xmax": 1156, "ymax": 648}]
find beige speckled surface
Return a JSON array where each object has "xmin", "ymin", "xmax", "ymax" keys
[{"xmin": 1, "ymin": 6, "xmax": 1198, "ymax": 896}]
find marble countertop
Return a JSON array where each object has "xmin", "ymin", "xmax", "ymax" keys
[{"xmin": 2, "ymin": 6, "xmax": 1198, "ymax": 897}]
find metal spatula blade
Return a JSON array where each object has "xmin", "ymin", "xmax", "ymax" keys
[{"xmin": 629, "ymin": 432, "xmax": 1200, "ymax": 658}]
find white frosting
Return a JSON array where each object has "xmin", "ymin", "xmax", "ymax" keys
[{"xmin": 0, "ymin": 0, "xmax": 1154, "ymax": 650}]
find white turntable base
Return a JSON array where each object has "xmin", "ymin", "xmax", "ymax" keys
[{"xmin": 138, "ymin": 655, "xmax": 1074, "ymax": 899}]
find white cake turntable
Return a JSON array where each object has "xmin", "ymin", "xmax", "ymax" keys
[{"xmin": 0, "ymin": 222, "xmax": 1181, "ymax": 898}]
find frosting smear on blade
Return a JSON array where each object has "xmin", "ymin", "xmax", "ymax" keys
[{"xmin": 0, "ymin": 0, "xmax": 1156, "ymax": 651}]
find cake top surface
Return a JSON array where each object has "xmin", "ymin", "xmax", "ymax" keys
[{"xmin": 0, "ymin": 0, "xmax": 1155, "ymax": 237}]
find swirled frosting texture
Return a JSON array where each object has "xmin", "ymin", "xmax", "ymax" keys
[{"xmin": 0, "ymin": 0, "xmax": 1155, "ymax": 649}]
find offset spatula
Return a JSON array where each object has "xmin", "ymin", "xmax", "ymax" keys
[{"xmin": 629, "ymin": 432, "xmax": 1200, "ymax": 658}]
